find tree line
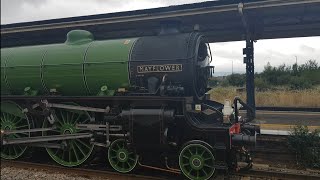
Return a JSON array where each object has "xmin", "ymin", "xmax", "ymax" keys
[{"xmin": 209, "ymin": 60, "xmax": 320, "ymax": 90}]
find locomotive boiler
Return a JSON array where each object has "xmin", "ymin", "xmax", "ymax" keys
[
  {"xmin": 1, "ymin": 30, "xmax": 259, "ymax": 180},
  {"xmin": 1, "ymin": 30, "xmax": 211, "ymax": 98}
]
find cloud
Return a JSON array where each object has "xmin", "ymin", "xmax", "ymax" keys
[
  {"xmin": 1, "ymin": 0, "xmax": 157, "ymax": 24},
  {"xmin": 300, "ymin": 45, "xmax": 315, "ymax": 53},
  {"xmin": 211, "ymin": 37, "xmax": 320, "ymax": 73},
  {"xmin": 1, "ymin": 0, "xmax": 209, "ymax": 24}
]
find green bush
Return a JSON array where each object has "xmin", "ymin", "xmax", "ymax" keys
[
  {"xmin": 226, "ymin": 73, "xmax": 245, "ymax": 87},
  {"xmin": 212, "ymin": 60, "xmax": 319, "ymax": 90},
  {"xmin": 259, "ymin": 60, "xmax": 319, "ymax": 89},
  {"xmin": 254, "ymin": 77, "xmax": 269, "ymax": 91},
  {"xmin": 220, "ymin": 79, "xmax": 230, "ymax": 87},
  {"xmin": 208, "ymin": 78, "xmax": 219, "ymax": 87},
  {"xmin": 288, "ymin": 125, "xmax": 320, "ymax": 168},
  {"xmin": 289, "ymin": 76, "xmax": 312, "ymax": 90}
]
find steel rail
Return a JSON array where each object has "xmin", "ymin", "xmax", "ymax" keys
[
  {"xmin": 255, "ymin": 106, "xmax": 320, "ymax": 112},
  {"xmin": 257, "ymin": 111, "xmax": 320, "ymax": 115},
  {"xmin": 1, "ymin": 0, "xmax": 319, "ymax": 34},
  {"xmin": 234, "ymin": 168, "xmax": 320, "ymax": 180},
  {"xmin": 256, "ymin": 134, "xmax": 288, "ymax": 141},
  {"xmin": 1, "ymin": 160, "xmax": 167, "ymax": 180}
]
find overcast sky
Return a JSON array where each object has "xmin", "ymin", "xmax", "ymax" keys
[{"xmin": 1, "ymin": 0, "xmax": 319, "ymax": 74}]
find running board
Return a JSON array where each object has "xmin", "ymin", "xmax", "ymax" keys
[{"xmin": 2, "ymin": 133, "xmax": 93, "ymax": 145}]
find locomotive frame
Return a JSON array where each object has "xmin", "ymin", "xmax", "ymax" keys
[{"xmin": 1, "ymin": 95, "xmax": 258, "ymax": 179}]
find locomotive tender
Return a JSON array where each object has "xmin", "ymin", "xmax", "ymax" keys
[{"xmin": 1, "ymin": 29, "xmax": 259, "ymax": 180}]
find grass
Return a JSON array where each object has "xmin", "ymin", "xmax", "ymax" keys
[{"xmin": 209, "ymin": 87, "xmax": 320, "ymax": 107}]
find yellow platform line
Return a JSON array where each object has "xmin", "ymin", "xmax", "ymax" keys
[{"xmin": 259, "ymin": 124, "xmax": 320, "ymax": 131}]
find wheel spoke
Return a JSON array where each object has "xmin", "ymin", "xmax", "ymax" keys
[
  {"xmin": 116, "ymin": 143, "xmax": 121, "ymax": 150},
  {"xmin": 60, "ymin": 110, "xmax": 66, "ymax": 124},
  {"xmin": 17, "ymin": 145, "xmax": 24, "ymax": 151},
  {"xmin": 66, "ymin": 112, "xmax": 70, "ymax": 123},
  {"xmin": 13, "ymin": 134, "xmax": 21, "ymax": 138},
  {"xmin": 1, "ymin": 101, "xmax": 29, "ymax": 160},
  {"xmin": 183, "ymin": 155, "xmax": 189, "ymax": 159},
  {"xmin": 15, "ymin": 125, "xmax": 29, "ymax": 129},
  {"xmin": 187, "ymin": 168, "xmax": 192, "ymax": 175},
  {"xmin": 81, "ymin": 117, "xmax": 90, "ymax": 124},
  {"xmin": 121, "ymin": 142, "xmax": 126, "ymax": 149},
  {"xmin": 61, "ymin": 149, "xmax": 66, "ymax": 160},
  {"xmin": 74, "ymin": 141, "xmax": 87, "ymax": 157},
  {"xmin": 8, "ymin": 147, "xmax": 12, "ymax": 156},
  {"xmin": 69, "ymin": 112, "xmax": 75, "ymax": 124},
  {"xmin": 71, "ymin": 113, "xmax": 82, "ymax": 125},
  {"xmin": 2, "ymin": 146, "xmax": 8, "ymax": 153},
  {"xmin": 75, "ymin": 139, "xmax": 91, "ymax": 150},
  {"xmin": 43, "ymin": 102, "xmax": 93, "ymax": 167},
  {"xmin": 55, "ymin": 118, "xmax": 64, "ymax": 126},
  {"xmin": 202, "ymin": 168, "xmax": 208, "ymax": 176},
  {"xmin": 53, "ymin": 149, "xmax": 60, "ymax": 156},
  {"xmin": 181, "ymin": 162, "xmax": 189, "ymax": 166},
  {"xmin": 204, "ymin": 163, "xmax": 214, "ymax": 168},
  {"xmin": 111, "ymin": 148, "xmax": 117, "ymax": 152},
  {"xmin": 3, "ymin": 113, "xmax": 8, "ymax": 122},
  {"xmin": 11, "ymin": 116, "xmax": 18, "ymax": 124},
  {"xmin": 12, "ymin": 146, "xmax": 18, "ymax": 156},
  {"xmin": 200, "ymin": 149, "xmax": 206, "ymax": 156},
  {"xmin": 13, "ymin": 117, "xmax": 24, "ymax": 126},
  {"xmin": 179, "ymin": 142, "xmax": 216, "ymax": 180},
  {"xmin": 108, "ymin": 139, "xmax": 137, "ymax": 173},
  {"xmin": 68, "ymin": 147, "xmax": 72, "ymax": 163},
  {"xmin": 71, "ymin": 143, "xmax": 80, "ymax": 162}
]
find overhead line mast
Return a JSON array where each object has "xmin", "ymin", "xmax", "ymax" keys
[{"xmin": 239, "ymin": 2, "xmax": 256, "ymax": 119}]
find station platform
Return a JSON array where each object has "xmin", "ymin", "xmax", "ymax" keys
[
  {"xmin": 250, "ymin": 110, "xmax": 320, "ymax": 135},
  {"xmin": 254, "ymin": 111, "xmax": 320, "ymax": 126}
]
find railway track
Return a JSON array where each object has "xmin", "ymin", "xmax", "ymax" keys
[
  {"xmin": 2, "ymin": 159, "xmax": 319, "ymax": 180},
  {"xmin": 1, "ymin": 160, "xmax": 169, "ymax": 180},
  {"xmin": 257, "ymin": 134, "xmax": 287, "ymax": 142},
  {"xmin": 1, "ymin": 135, "xmax": 318, "ymax": 180},
  {"xmin": 234, "ymin": 167, "xmax": 320, "ymax": 180},
  {"xmin": 255, "ymin": 106, "xmax": 320, "ymax": 112}
]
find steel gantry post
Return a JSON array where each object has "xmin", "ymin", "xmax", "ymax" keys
[
  {"xmin": 243, "ymin": 39, "xmax": 256, "ymax": 119},
  {"xmin": 238, "ymin": 3, "xmax": 256, "ymax": 119}
]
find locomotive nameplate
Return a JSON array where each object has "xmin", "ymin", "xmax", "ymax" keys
[{"xmin": 137, "ymin": 64, "xmax": 182, "ymax": 73}]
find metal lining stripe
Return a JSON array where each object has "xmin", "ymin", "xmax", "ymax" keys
[
  {"xmin": 40, "ymin": 50, "xmax": 49, "ymax": 94},
  {"xmin": 2, "ymin": 53, "xmax": 13, "ymax": 93},
  {"xmin": 83, "ymin": 41, "xmax": 94, "ymax": 95},
  {"xmin": 128, "ymin": 38, "xmax": 139, "ymax": 86}
]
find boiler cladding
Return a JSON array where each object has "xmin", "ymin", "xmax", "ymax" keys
[{"xmin": 1, "ymin": 30, "xmax": 213, "ymax": 98}]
